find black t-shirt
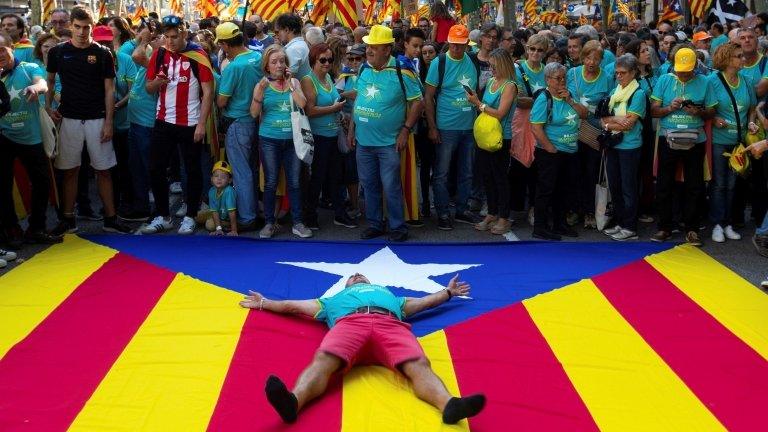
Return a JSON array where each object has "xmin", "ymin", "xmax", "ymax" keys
[{"xmin": 47, "ymin": 41, "xmax": 116, "ymax": 120}]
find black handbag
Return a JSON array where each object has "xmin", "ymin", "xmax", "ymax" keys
[{"xmin": 598, "ymin": 130, "xmax": 624, "ymax": 149}]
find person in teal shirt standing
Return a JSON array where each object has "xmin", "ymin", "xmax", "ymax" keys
[
  {"xmin": 0, "ymin": 34, "xmax": 61, "ymax": 246},
  {"xmin": 709, "ymin": 23, "xmax": 728, "ymax": 57},
  {"xmin": 530, "ymin": 62, "xmax": 588, "ymax": 241},
  {"xmin": 216, "ymin": 22, "xmax": 262, "ymax": 230},
  {"xmin": 112, "ymin": 50, "xmax": 138, "ymax": 215}
]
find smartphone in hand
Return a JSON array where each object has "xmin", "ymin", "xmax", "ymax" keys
[{"xmin": 462, "ymin": 84, "xmax": 474, "ymax": 95}]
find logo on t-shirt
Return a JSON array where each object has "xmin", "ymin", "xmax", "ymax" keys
[
  {"xmin": 181, "ymin": 61, "xmax": 190, "ymax": 71},
  {"xmin": 87, "ymin": 55, "xmax": 96, "ymax": 64}
]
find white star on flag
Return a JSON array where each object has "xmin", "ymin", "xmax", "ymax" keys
[{"xmin": 278, "ymin": 246, "xmax": 482, "ymax": 298}]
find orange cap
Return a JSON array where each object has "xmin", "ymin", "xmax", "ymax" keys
[
  {"xmin": 447, "ymin": 24, "xmax": 469, "ymax": 44},
  {"xmin": 692, "ymin": 31, "xmax": 712, "ymax": 43}
]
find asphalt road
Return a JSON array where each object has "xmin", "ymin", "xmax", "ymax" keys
[{"xmin": 3, "ymin": 189, "xmax": 766, "ymax": 288}]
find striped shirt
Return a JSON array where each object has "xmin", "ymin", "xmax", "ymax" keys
[{"xmin": 146, "ymin": 48, "xmax": 213, "ymax": 126}]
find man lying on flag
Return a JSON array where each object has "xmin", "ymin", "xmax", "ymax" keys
[{"xmin": 239, "ymin": 273, "xmax": 487, "ymax": 424}]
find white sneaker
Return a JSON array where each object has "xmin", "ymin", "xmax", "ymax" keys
[
  {"xmin": 611, "ymin": 228, "xmax": 638, "ymax": 241},
  {"xmin": 259, "ymin": 223, "xmax": 276, "ymax": 238},
  {"xmin": 527, "ymin": 208, "xmax": 535, "ymax": 226},
  {"xmin": 0, "ymin": 249, "xmax": 17, "ymax": 261},
  {"xmin": 292, "ymin": 223, "xmax": 313, "ymax": 238},
  {"xmin": 175, "ymin": 202, "xmax": 187, "ymax": 218},
  {"xmin": 141, "ymin": 216, "xmax": 173, "ymax": 234},
  {"xmin": 724, "ymin": 225, "xmax": 741, "ymax": 240},
  {"xmin": 170, "ymin": 182, "xmax": 182, "ymax": 194},
  {"xmin": 711, "ymin": 224, "xmax": 725, "ymax": 243},
  {"xmin": 603, "ymin": 225, "xmax": 622, "ymax": 236},
  {"xmin": 178, "ymin": 216, "xmax": 196, "ymax": 235}
]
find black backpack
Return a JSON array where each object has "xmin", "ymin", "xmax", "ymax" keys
[
  {"xmin": 0, "ymin": 79, "xmax": 9, "ymax": 118},
  {"xmin": 358, "ymin": 57, "xmax": 409, "ymax": 121}
]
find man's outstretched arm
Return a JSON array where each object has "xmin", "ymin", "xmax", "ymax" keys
[
  {"xmin": 402, "ymin": 274, "xmax": 470, "ymax": 318},
  {"xmin": 240, "ymin": 290, "xmax": 321, "ymax": 317}
]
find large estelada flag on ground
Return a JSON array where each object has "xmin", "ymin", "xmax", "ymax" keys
[{"xmin": 1, "ymin": 235, "xmax": 766, "ymax": 430}]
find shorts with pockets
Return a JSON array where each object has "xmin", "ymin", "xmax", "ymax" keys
[{"xmin": 55, "ymin": 117, "xmax": 116, "ymax": 170}]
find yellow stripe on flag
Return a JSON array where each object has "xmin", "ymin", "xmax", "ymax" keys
[
  {"xmin": 0, "ymin": 235, "xmax": 117, "ymax": 359},
  {"xmin": 524, "ymin": 280, "xmax": 725, "ymax": 431},
  {"xmin": 69, "ymin": 274, "xmax": 248, "ymax": 431},
  {"xmin": 646, "ymin": 245, "xmax": 768, "ymax": 361},
  {"xmin": 341, "ymin": 330, "xmax": 469, "ymax": 431}
]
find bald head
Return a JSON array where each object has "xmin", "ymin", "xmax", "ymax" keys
[{"xmin": 353, "ymin": 26, "xmax": 368, "ymax": 44}]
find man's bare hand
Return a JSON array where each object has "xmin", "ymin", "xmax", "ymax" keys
[
  {"xmin": 447, "ymin": 274, "xmax": 470, "ymax": 297},
  {"xmin": 239, "ymin": 290, "xmax": 266, "ymax": 309}
]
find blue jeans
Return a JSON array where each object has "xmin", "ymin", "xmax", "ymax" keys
[
  {"xmin": 606, "ymin": 147, "xmax": 642, "ymax": 231},
  {"xmin": 128, "ymin": 123, "xmax": 152, "ymax": 213},
  {"xmin": 225, "ymin": 119, "xmax": 258, "ymax": 224},
  {"xmin": 710, "ymin": 143, "xmax": 737, "ymax": 226},
  {"xmin": 434, "ymin": 129, "xmax": 475, "ymax": 217},
  {"xmin": 356, "ymin": 144, "xmax": 405, "ymax": 232},
  {"xmin": 758, "ymin": 213, "xmax": 768, "ymax": 235},
  {"xmin": 260, "ymin": 136, "xmax": 302, "ymax": 225}
]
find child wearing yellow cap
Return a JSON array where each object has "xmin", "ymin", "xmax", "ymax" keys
[{"xmin": 206, "ymin": 161, "xmax": 238, "ymax": 236}]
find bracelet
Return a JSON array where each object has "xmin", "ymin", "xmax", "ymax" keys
[
  {"xmin": 445, "ymin": 289, "xmax": 452, "ymax": 301},
  {"xmin": 259, "ymin": 298, "xmax": 265, "ymax": 310},
  {"xmin": 479, "ymin": 103, "xmax": 487, "ymax": 113}
]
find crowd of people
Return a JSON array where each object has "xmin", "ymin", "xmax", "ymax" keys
[{"xmin": 1, "ymin": 5, "xmax": 768, "ymax": 283}]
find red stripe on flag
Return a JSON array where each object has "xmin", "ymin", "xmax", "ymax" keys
[
  {"xmin": 445, "ymin": 303, "xmax": 599, "ymax": 430},
  {"xmin": 0, "ymin": 253, "xmax": 175, "ymax": 430},
  {"xmin": 13, "ymin": 160, "xmax": 32, "ymax": 211},
  {"xmin": 593, "ymin": 260, "xmax": 768, "ymax": 431},
  {"xmin": 207, "ymin": 312, "xmax": 341, "ymax": 431}
]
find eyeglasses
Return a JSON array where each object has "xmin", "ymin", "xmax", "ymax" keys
[
  {"xmin": 161, "ymin": 15, "xmax": 182, "ymax": 27},
  {"xmin": 547, "ymin": 75, "xmax": 566, "ymax": 82},
  {"xmin": 614, "ymin": 70, "xmax": 629, "ymax": 76},
  {"xmin": 347, "ymin": 56, "xmax": 362, "ymax": 62},
  {"xmin": 528, "ymin": 46, "xmax": 545, "ymax": 53},
  {"xmin": 318, "ymin": 57, "xmax": 334, "ymax": 64}
]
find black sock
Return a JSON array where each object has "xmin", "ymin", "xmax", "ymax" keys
[
  {"xmin": 265, "ymin": 375, "xmax": 299, "ymax": 424},
  {"xmin": 442, "ymin": 394, "xmax": 486, "ymax": 424}
]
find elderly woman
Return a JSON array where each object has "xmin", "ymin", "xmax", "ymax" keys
[
  {"xmin": 529, "ymin": 63, "xmax": 589, "ymax": 241},
  {"xmin": 466, "ymin": 48, "xmax": 518, "ymax": 235},
  {"xmin": 650, "ymin": 47, "xmax": 716, "ymax": 246},
  {"xmin": 300, "ymin": 43, "xmax": 356, "ymax": 230},
  {"xmin": 567, "ymin": 39, "xmax": 614, "ymax": 229},
  {"xmin": 600, "ymin": 54, "xmax": 647, "ymax": 241},
  {"xmin": 708, "ymin": 42, "xmax": 759, "ymax": 243},
  {"xmin": 251, "ymin": 45, "xmax": 312, "ymax": 239}
]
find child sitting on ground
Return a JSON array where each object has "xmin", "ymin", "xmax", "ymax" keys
[{"xmin": 206, "ymin": 161, "xmax": 238, "ymax": 236}]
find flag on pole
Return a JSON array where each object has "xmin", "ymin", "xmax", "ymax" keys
[
  {"xmin": 131, "ymin": 1, "xmax": 148, "ymax": 25},
  {"xmin": 410, "ymin": 4, "xmax": 429, "ymax": 26},
  {"xmin": 226, "ymin": 0, "xmax": 241, "ymax": 18},
  {"xmin": 98, "ymin": 0, "xmax": 108, "ymax": 19},
  {"xmin": 659, "ymin": 0, "xmax": 683, "ymax": 22},
  {"xmin": 199, "ymin": 0, "xmax": 217, "ymax": 18},
  {"xmin": 524, "ymin": 0, "xmax": 538, "ymax": 26},
  {"xmin": 707, "ymin": 0, "xmax": 750, "ymax": 24},
  {"xmin": 168, "ymin": 0, "xmax": 183, "ymax": 16},
  {"xmin": 616, "ymin": 0, "xmax": 636, "ymax": 21},
  {"xmin": 311, "ymin": 0, "xmax": 332, "ymax": 24},
  {"xmin": 42, "ymin": 0, "xmax": 55, "ymax": 24},
  {"xmin": 333, "ymin": 0, "xmax": 359, "ymax": 29},
  {"xmin": 250, "ymin": 0, "xmax": 289, "ymax": 20},
  {"xmin": 690, "ymin": 0, "xmax": 713, "ymax": 19}
]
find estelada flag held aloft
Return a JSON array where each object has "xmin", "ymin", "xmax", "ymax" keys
[
  {"xmin": 334, "ymin": 0, "xmax": 359, "ymax": 30},
  {"xmin": 199, "ymin": 0, "xmax": 217, "ymax": 18},
  {"xmin": 660, "ymin": 0, "xmax": 684, "ymax": 22},
  {"xmin": 42, "ymin": 0, "xmax": 55, "ymax": 24},
  {"xmin": 250, "ymin": 0, "xmax": 289, "ymax": 20},
  {"xmin": 690, "ymin": 0, "xmax": 713, "ymax": 19}
]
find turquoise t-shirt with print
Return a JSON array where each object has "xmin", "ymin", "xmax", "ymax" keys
[
  {"xmin": 219, "ymin": 50, "xmax": 262, "ymax": 121},
  {"xmin": 601, "ymin": 49, "xmax": 615, "ymax": 69},
  {"xmin": 0, "ymin": 61, "xmax": 44, "ymax": 145},
  {"xmin": 707, "ymin": 71, "xmax": 757, "ymax": 145},
  {"xmin": 115, "ymin": 52, "xmax": 137, "ymax": 131},
  {"xmin": 128, "ymin": 66, "xmax": 158, "ymax": 128},
  {"xmin": 610, "ymin": 86, "xmax": 647, "ymax": 150},
  {"xmin": 514, "ymin": 60, "xmax": 545, "ymax": 97},
  {"xmin": 13, "ymin": 46, "xmax": 34, "ymax": 64},
  {"xmin": 651, "ymin": 73, "xmax": 716, "ymax": 141},
  {"xmin": 208, "ymin": 185, "xmax": 237, "ymax": 220},
  {"xmin": 425, "ymin": 52, "xmax": 477, "ymax": 130},
  {"xmin": 314, "ymin": 283, "xmax": 406, "ymax": 328},
  {"xmin": 481, "ymin": 78, "xmax": 516, "ymax": 139},
  {"xmin": 118, "ymin": 39, "xmax": 137, "ymax": 58},
  {"xmin": 638, "ymin": 73, "xmax": 658, "ymax": 95},
  {"xmin": 354, "ymin": 57, "xmax": 422, "ymax": 146},
  {"xmin": 567, "ymin": 65, "xmax": 614, "ymax": 114},
  {"xmin": 529, "ymin": 91, "xmax": 580, "ymax": 153},
  {"xmin": 741, "ymin": 54, "xmax": 767, "ymax": 89},
  {"xmin": 259, "ymin": 83, "xmax": 293, "ymax": 140},
  {"xmin": 306, "ymin": 72, "xmax": 340, "ymax": 137}
]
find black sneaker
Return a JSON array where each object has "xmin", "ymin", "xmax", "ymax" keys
[
  {"xmin": 51, "ymin": 218, "xmax": 78, "ymax": 237},
  {"xmin": 103, "ymin": 216, "xmax": 133, "ymax": 234},
  {"xmin": 24, "ymin": 229, "xmax": 63, "ymax": 244},
  {"xmin": 405, "ymin": 219, "xmax": 424, "ymax": 228},
  {"xmin": 454, "ymin": 210, "xmax": 481, "ymax": 225},
  {"xmin": 753, "ymin": 234, "xmax": 768, "ymax": 258},
  {"xmin": 554, "ymin": 225, "xmax": 579, "ymax": 238},
  {"xmin": 118, "ymin": 210, "xmax": 150, "ymax": 222},
  {"xmin": 333, "ymin": 214, "xmax": 358, "ymax": 228},
  {"xmin": 532, "ymin": 228, "xmax": 561, "ymax": 241},
  {"xmin": 438, "ymin": 216, "xmax": 453, "ymax": 231},
  {"xmin": 360, "ymin": 227, "xmax": 385, "ymax": 239},
  {"xmin": 77, "ymin": 207, "xmax": 103, "ymax": 221},
  {"xmin": 651, "ymin": 230, "xmax": 671, "ymax": 242},
  {"xmin": 388, "ymin": 230, "xmax": 408, "ymax": 242},
  {"xmin": 304, "ymin": 216, "xmax": 320, "ymax": 231}
]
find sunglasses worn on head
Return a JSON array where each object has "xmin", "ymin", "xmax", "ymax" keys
[
  {"xmin": 162, "ymin": 15, "xmax": 182, "ymax": 27},
  {"xmin": 318, "ymin": 57, "xmax": 334, "ymax": 64}
]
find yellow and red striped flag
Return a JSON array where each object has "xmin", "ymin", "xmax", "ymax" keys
[
  {"xmin": 42, "ymin": 0, "xmax": 55, "ymax": 24},
  {"xmin": 523, "ymin": 0, "xmax": 538, "ymax": 26},
  {"xmin": 690, "ymin": 0, "xmax": 713, "ymax": 19},
  {"xmin": 659, "ymin": 0, "xmax": 683, "ymax": 23},
  {"xmin": 311, "ymin": 0, "xmax": 331, "ymax": 24},
  {"xmin": 199, "ymin": 0, "xmax": 217, "ymax": 18},
  {"xmin": 131, "ymin": 1, "xmax": 148, "ymax": 25},
  {"xmin": 362, "ymin": 0, "xmax": 377, "ymax": 24},
  {"xmin": 616, "ymin": 0, "xmax": 636, "ymax": 21},
  {"xmin": 250, "ymin": 0, "xmax": 289, "ymax": 20},
  {"xmin": 168, "ymin": 0, "xmax": 183, "ymax": 16},
  {"xmin": 333, "ymin": 0, "xmax": 358, "ymax": 29},
  {"xmin": 410, "ymin": 3, "xmax": 430, "ymax": 26},
  {"xmin": 226, "ymin": 0, "xmax": 241, "ymax": 18},
  {"xmin": 97, "ymin": 0, "xmax": 108, "ymax": 19}
]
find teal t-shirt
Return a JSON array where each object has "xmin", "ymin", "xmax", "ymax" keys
[
  {"xmin": 353, "ymin": 57, "xmax": 422, "ymax": 146},
  {"xmin": 638, "ymin": 73, "xmax": 658, "ymax": 95},
  {"xmin": 219, "ymin": 50, "xmax": 263, "ymax": 121},
  {"xmin": 118, "ymin": 39, "xmax": 137, "ymax": 58},
  {"xmin": 259, "ymin": 83, "xmax": 293, "ymax": 140},
  {"xmin": 306, "ymin": 72, "xmax": 340, "ymax": 137},
  {"xmin": 425, "ymin": 53, "xmax": 478, "ymax": 130},
  {"xmin": 481, "ymin": 78, "xmax": 516, "ymax": 140},
  {"xmin": 601, "ymin": 49, "xmax": 615, "ymax": 69},
  {"xmin": 610, "ymin": 86, "xmax": 647, "ymax": 150},
  {"xmin": 707, "ymin": 71, "xmax": 757, "ymax": 145},
  {"xmin": 208, "ymin": 185, "xmax": 236, "ymax": 220},
  {"xmin": 0, "ymin": 61, "xmax": 44, "ymax": 145},
  {"xmin": 515, "ymin": 60, "xmax": 545, "ymax": 97},
  {"xmin": 651, "ymin": 73, "xmax": 716, "ymax": 141},
  {"xmin": 128, "ymin": 66, "xmax": 158, "ymax": 128},
  {"xmin": 315, "ymin": 283, "xmax": 406, "ymax": 328},
  {"xmin": 741, "ymin": 54, "xmax": 767, "ymax": 89},
  {"xmin": 13, "ymin": 46, "xmax": 34, "ymax": 63},
  {"xmin": 710, "ymin": 34, "xmax": 728, "ymax": 56},
  {"xmin": 530, "ymin": 91, "xmax": 580, "ymax": 153},
  {"xmin": 567, "ymin": 65, "xmax": 614, "ymax": 114},
  {"xmin": 114, "ymin": 52, "xmax": 137, "ymax": 131}
]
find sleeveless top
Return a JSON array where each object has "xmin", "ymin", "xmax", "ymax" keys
[
  {"xmin": 481, "ymin": 77, "xmax": 516, "ymax": 139},
  {"xmin": 307, "ymin": 72, "xmax": 340, "ymax": 137},
  {"xmin": 259, "ymin": 83, "xmax": 293, "ymax": 140}
]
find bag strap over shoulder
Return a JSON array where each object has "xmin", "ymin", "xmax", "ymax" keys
[{"xmin": 717, "ymin": 72, "xmax": 742, "ymax": 144}]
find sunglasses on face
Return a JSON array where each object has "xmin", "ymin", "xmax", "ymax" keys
[
  {"xmin": 528, "ymin": 46, "xmax": 545, "ymax": 53},
  {"xmin": 347, "ymin": 56, "xmax": 362, "ymax": 62},
  {"xmin": 318, "ymin": 57, "xmax": 334, "ymax": 64}
]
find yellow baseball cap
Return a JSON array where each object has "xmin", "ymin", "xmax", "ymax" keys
[
  {"xmin": 215, "ymin": 22, "xmax": 241, "ymax": 44},
  {"xmin": 674, "ymin": 47, "xmax": 696, "ymax": 72},
  {"xmin": 362, "ymin": 25, "xmax": 395, "ymax": 45},
  {"xmin": 212, "ymin": 160, "xmax": 232, "ymax": 175}
]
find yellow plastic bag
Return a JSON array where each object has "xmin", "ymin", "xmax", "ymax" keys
[{"xmin": 473, "ymin": 112, "xmax": 503, "ymax": 152}]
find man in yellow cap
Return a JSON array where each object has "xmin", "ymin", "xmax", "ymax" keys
[
  {"xmin": 346, "ymin": 24, "xmax": 424, "ymax": 242},
  {"xmin": 215, "ymin": 21, "xmax": 262, "ymax": 232}
]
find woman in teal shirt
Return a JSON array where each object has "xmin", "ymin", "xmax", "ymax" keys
[
  {"xmin": 300, "ymin": 43, "xmax": 354, "ymax": 231},
  {"xmin": 466, "ymin": 48, "xmax": 517, "ymax": 235},
  {"xmin": 251, "ymin": 45, "xmax": 311, "ymax": 239},
  {"xmin": 600, "ymin": 54, "xmax": 647, "ymax": 241}
]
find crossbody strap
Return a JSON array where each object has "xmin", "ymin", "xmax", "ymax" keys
[{"xmin": 716, "ymin": 72, "xmax": 742, "ymax": 144}]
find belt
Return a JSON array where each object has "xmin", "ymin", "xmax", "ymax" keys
[{"xmin": 353, "ymin": 306, "xmax": 398, "ymax": 319}]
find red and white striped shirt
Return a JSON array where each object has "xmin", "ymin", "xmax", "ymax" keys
[{"xmin": 146, "ymin": 49, "xmax": 213, "ymax": 127}]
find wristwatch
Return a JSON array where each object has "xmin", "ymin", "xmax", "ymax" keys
[{"xmin": 479, "ymin": 103, "xmax": 487, "ymax": 113}]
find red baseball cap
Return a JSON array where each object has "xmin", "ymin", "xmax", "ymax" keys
[{"xmin": 93, "ymin": 25, "xmax": 113, "ymax": 43}]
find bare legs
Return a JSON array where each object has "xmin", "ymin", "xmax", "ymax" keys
[
  {"xmin": 292, "ymin": 352, "xmax": 343, "ymax": 410},
  {"xmin": 400, "ymin": 357, "xmax": 452, "ymax": 411}
]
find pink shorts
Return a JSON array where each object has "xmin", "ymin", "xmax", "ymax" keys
[{"xmin": 318, "ymin": 313, "xmax": 426, "ymax": 371}]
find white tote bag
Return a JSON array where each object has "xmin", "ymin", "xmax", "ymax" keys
[
  {"xmin": 595, "ymin": 150, "xmax": 611, "ymax": 231},
  {"xmin": 39, "ymin": 106, "xmax": 59, "ymax": 158},
  {"xmin": 289, "ymin": 92, "xmax": 314, "ymax": 164}
]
